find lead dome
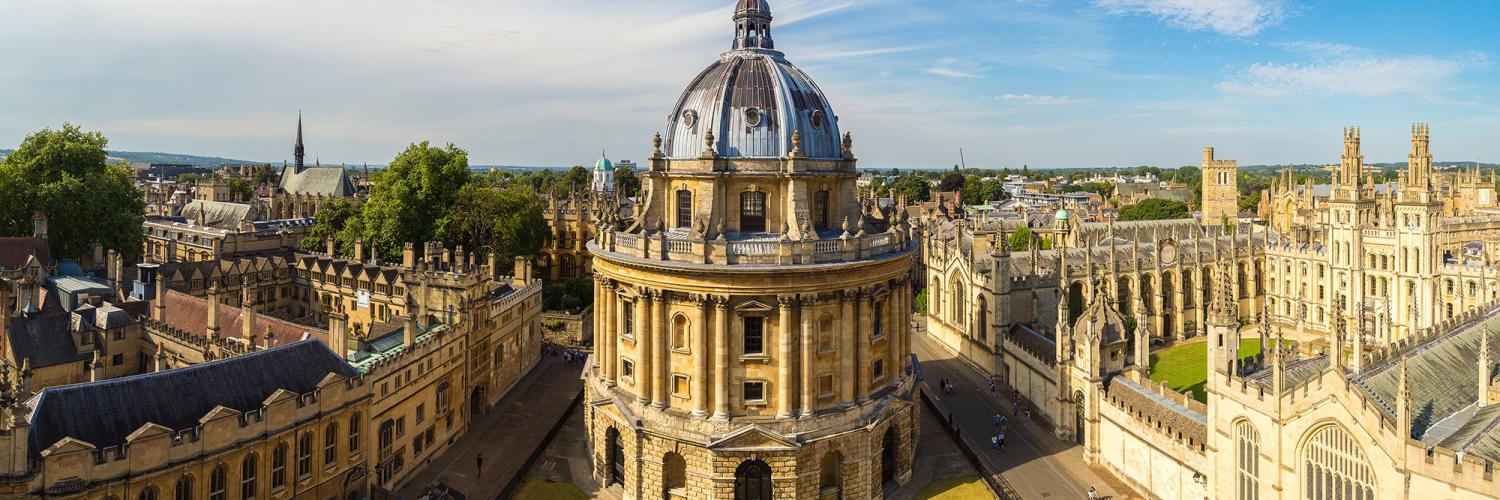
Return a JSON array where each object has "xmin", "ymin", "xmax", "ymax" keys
[{"xmin": 662, "ymin": 0, "xmax": 842, "ymax": 160}]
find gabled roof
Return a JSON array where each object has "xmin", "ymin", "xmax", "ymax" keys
[
  {"xmin": 27, "ymin": 339, "xmax": 358, "ymax": 458},
  {"xmin": 1354, "ymin": 309, "xmax": 1500, "ymax": 441},
  {"xmin": 279, "ymin": 166, "xmax": 354, "ymax": 197},
  {"xmin": 158, "ymin": 289, "xmax": 322, "ymax": 347},
  {"xmin": 0, "ymin": 237, "xmax": 50, "ymax": 271},
  {"xmin": 5, "ymin": 312, "xmax": 89, "ymax": 369}
]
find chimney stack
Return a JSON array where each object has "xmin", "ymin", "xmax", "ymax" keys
[
  {"xmin": 402, "ymin": 243, "xmax": 416, "ymax": 270},
  {"xmin": 242, "ymin": 283, "xmax": 258, "ymax": 343},
  {"xmin": 354, "ymin": 238, "xmax": 364, "ymax": 263},
  {"xmin": 31, "ymin": 212, "xmax": 46, "ymax": 243},
  {"xmin": 329, "ymin": 310, "xmax": 349, "ymax": 358},
  {"xmin": 153, "ymin": 276, "xmax": 167, "ymax": 321},
  {"xmin": 206, "ymin": 284, "xmax": 221, "ymax": 340},
  {"xmin": 326, "ymin": 237, "xmax": 336, "ymax": 256},
  {"xmin": 513, "ymin": 256, "xmax": 531, "ymax": 286},
  {"xmin": 403, "ymin": 309, "xmax": 418, "ymax": 349}
]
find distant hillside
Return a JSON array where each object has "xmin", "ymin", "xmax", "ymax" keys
[{"xmin": 0, "ymin": 149, "xmax": 260, "ymax": 167}]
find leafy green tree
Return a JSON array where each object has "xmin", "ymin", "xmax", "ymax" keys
[
  {"xmin": 937, "ymin": 172, "xmax": 965, "ymax": 192},
  {"xmin": 560, "ymin": 165, "xmax": 590, "ymax": 193},
  {"xmin": 1009, "ymin": 226, "xmax": 1035, "ymax": 251},
  {"xmin": 1060, "ymin": 182, "xmax": 1112, "ymax": 196},
  {"xmin": 914, "ymin": 288, "xmax": 928, "ymax": 315},
  {"xmin": 253, "ymin": 164, "xmax": 278, "ymax": 185},
  {"xmin": 178, "ymin": 172, "xmax": 201, "ymax": 184},
  {"xmin": 890, "ymin": 175, "xmax": 932, "ymax": 202},
  {"xmin": 1118, "ymin": 198, "xmax": 1191, "ymax": 221},
  {"xmin": 0, "ymin": 124, "xmax": 144, "ymax": 260},
  {"xmin": 228, "ymin": 178, "xmax": 253, "ymax": 201},
  {"xmin": 437, "ymin": 185, "xmax": 548, "ymax": 264},
  {"xmin": 301, "ymin": 199, "xmax": 358, "ymax": 253},
  {"xmin": 614, "ymin": 165, "xmax": 641, "ymax": 197},
  {"xmin": 342, "ymin": 142, "xmax": 472, "ymax": 260},
  {"xmin": 958, "ymin": 175, "xmax": 983, "ymax": 205},
  {"xmin": 978, "ymin": 179, "xmax": 1008, "ymax": 204}
]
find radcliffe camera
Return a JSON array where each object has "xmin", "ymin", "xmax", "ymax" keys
[{"xmin": 0, "ymin": 1, "xmax": 1496, "ymax": 499}]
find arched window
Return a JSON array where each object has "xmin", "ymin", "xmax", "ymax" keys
[
  {"xmin": 297, "ymin": 432, "xmax": 313, "ymax": 477},
  {"xmin": 975, "ymin": 296, "xmax": 988, "ymax": 341},
  {"xmin": 663, "ymin": 452, "xmax": 687, "ymax": 497},
  {"xmin": 348, "ymin": 413, "xmax": 362, "ymax": 454},
  {"xmin": 1236, "ymin": 420, "xmax": 1260, "ymax": 500},
  {"xmin": 676, "ymin": 190, "xmax": 692, "ymax": 228},
  {"xmin": 209, "ymin": 465, "xmax": 226, "ymax": 500},
  {"xmin": 949, "ymin": 276, "xmax": 966, "ymax": 327},
  {"xmin": 325, "ymin": 422, "xmax": 339, "ymax": 467},
  {"xmin": 174, "ymin": 475, "xmax": 194, "ymax": 500},
  {"xmin": 672, "ymin": 315, "xmax": 689, "ymax": 351},
  {"xmin": 733, "ymin": 460, "xmax": 773, "ymax": 500},
  {"xmin": 740, "ymin": 191, "xmax": 766, "ymax": 233},
  {"xmin": 139, "ymin": 486, "xmax": 159, "ymax": 500},
  {"xmin": 1300, "ymin": 425, "xmax": 1374, "ymax": 500},
  {"xmin": 241, "ymin": 453, "xmax": 259, "ymax": 499},
  {"xmin": 819, "ymin": 451, "xmax": 842, "ymax": 493},
  {"xmin": 272, "ymin": 443, "xmax": 288, "ymax": 489}
]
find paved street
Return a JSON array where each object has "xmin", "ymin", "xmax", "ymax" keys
[
  {"xmin": 396, "ymin": 353, "xmax": 586, "ymax": 499},
  {"xmin": 914, "ymin": 331, "xmax": 1139, "ymax": 500}
]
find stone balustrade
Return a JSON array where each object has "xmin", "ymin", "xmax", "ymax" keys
[{"xmin": 595, "ymin": 227, "xmax": 909, "ymax": 266}]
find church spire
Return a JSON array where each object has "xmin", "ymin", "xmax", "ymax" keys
[
  {"xmin": 294, "ymin": 112, "xmax": 306, "ymax": 173},
  {"xmin": 732, "ymin": 0, "xmax": 775, "ymax": 50}
]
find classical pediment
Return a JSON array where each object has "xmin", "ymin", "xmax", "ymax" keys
[
  {"xmin": 199, "ymin": 405, "xmax": 242, "ymax": 424},
  {"xmin": 735, "ymin": 300, "xmax": 774, "ymax": 313},
  {"xmin": 124, "ymin": 422, "xmax": 174, "ymax": 442},
  {"xmin": 707, "ymin": 425, "xmax": 799, "ymax": 452}
]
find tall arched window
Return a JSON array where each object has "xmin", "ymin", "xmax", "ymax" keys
[
  {"xmin": 950, "ymin": 277, "xmax": 966, "ymax": 328},
  {"xmin": 209, "ymin": 465, "xmax": 226, "ymax": 500},
  {"xmin": 272, "ymin": 442, "xmax": 288, "ymax": 490},
  {"xmin": 1301, "ymin": 425, "xmax": 1374, "ymax": 500},
  {"xmin": 1236, "ymin": 420, "xmax": 1260, "ymax": 500},
  {"xmin": 812, "ymin": 190, "xmax": 830, "ymax": 230},
  {"xmin": 733, "ymin": 460, "xmax": 773, "ymax": 500},
  {"xmin": 740, "ymin": 191, "xmax": 766, "ymax": 233},
  {"xmin": 348, "ymin": 412, "xmax": 362, "ymax": 455},
  {"xmin": 241, "ymin": 453, "xmax": 259, "ymax": 499},
  {"xmin": 325, "ymin": 422, "xmax": 339, "ymax": 467},
  {"xmin": 139, "ymin": 486, "xmax": 159, "ymax": 500},
  {"xmin": 672, "ymin": 315, "xmax": 689, "ymax": 351},
  {"xmin": 676, "ymin": 190, "xmax": 692, "ymax": 228},
  {"xmin": 174, "ymin": 475, "xmax": 194, "ymax": 500},
  {"xmin": 297, "ymin": 432, "xmax": 313, "ymax": 477}
]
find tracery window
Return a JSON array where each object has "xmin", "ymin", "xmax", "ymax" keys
[
  {"xmin": 1236, "ymin": 420, "xmax": 1260, "ymax": 500},
  {"xmin": 1301, "ymin": 425, "xmax": 1374, "ymax": 500}
]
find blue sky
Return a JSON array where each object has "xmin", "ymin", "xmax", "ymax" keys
[{"xmin": 0, "ymin": 0, "xmax": 1496, "ymax": 169}]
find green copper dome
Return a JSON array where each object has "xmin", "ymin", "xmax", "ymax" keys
[
  {"xmin": 1054, "ymin": 208, "xmax": 1071, "ymax": 221},
  {"xmin": 594, "ymin": 155, "xmax": 614, "ymax": 171}
]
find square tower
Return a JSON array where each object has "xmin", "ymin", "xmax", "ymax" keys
[{"xmin": 1201, "ymin": 146, "xmax": 1238, "ymax": 226}]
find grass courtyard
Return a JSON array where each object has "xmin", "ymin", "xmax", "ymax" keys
[
  {"xmin": 513, "ymin": 478, "xmax": 589, "ymax": 500},
  {"xmin": 915, "ymin": 475, "xmax": 993, "ymax": 499},
  {"xmin": 1148, "ymin": 338, "xmax": 1283, "ymax": 403}
]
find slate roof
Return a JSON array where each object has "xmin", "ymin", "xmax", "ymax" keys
[
  {"xmin": 5, "ymin": 312, "xmax": 88, "ymax": 369},
  {"xmin": 1105, "ymin": 376, "xmax": 1207, "ymax": 445},
  {"xmin": 1246, "ymin": 355, "xmax": 1330, "ymax": 391},
  {"xmin": 1440, "ymin": 404, "xmax": 1500, "ymax": 463},
  {"xmin": 279, "ymin": 167, "xmax": 354, "ymax": 197},
  {"xmin": 158, "ymin": 289, "xmax": 322, "ymax": 347},
  {"xmin": 1353, "ymin": 309, "xmax": 1500, "ymax": 441},
  {"xmin": 0, "ymin": 237, "xmax": 50, "ymax": 271},
  {"xmin": 180, "ymin": 200, "xmax": 260, "ymax": 229},
  {"xmin": 26, "ymin": 339, "xmax": 357, "ymax": 458}
]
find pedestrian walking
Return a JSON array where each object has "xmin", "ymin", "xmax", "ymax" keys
[
  {"xmin": 476, "ymin": 453, "xmax": 484, "ymax": 478},
  {"xmin": 998, "ymin": 432, "xmax": 1006, "ymax": 450},
  {"xmin": 993, "ymin": 413, "xmax": 1002, "ymax": 430},
  {"xmin": 1087, "ymin": 486, "xmax": 1097, "ymax": 500},
  {"xmin": 1000, "ymin": 416, "xmax": 1008, "ymax": 433},
  {"xmin": 989, "ymin": 379, "xmax": 996, "ymax": 393},
  {"xmin": 1012, "ymin": 402, "xmax": 1020, "ymax": 416},
  {"xmin": 990, "ymin": 434, "xmax": 999, "ymax": 453}
]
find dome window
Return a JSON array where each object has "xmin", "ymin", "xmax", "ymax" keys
[
  {"xmin": 744, "ymin": 107, "xmax": 763, "ymax": 127},
  {"xmin": 810, "ymin": 110, "xmax": 824, "ymax": 129},
  {"xmin": 681, "ymin": 110, "xmax": 698, "ymax": 129}
]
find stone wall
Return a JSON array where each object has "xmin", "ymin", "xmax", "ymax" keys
[{"xmin": 542, "ymin": 310, "xmax": 592, "ymax": 347}]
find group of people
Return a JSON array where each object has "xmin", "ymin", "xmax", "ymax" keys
[
  {"xmin": 990, "ymin": 413, "xmax": 1009, "ymax": 452},
  {"xmin": 543, "ymin": 343, "xmax": 586, "ymax": 363}
]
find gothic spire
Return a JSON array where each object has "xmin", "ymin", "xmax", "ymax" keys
[{"xmin": 294, "ymin": 112, "xmax": 306, "ymax": 173}]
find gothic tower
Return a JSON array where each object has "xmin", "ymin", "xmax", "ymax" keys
[{"xmin": 1200, "ymin": 147, "xmax": 1239, "ymax": 226}]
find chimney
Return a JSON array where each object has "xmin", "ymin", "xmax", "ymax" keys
[
  {"xmin": 418, "ymin": 283, "xmax": 430, "ymax": 328},
  {"xmin": 0, "ymin": 284, "xmax": 9, "ymax": 319},
  {"xmin": 354, "ymin": 238, "xmax": 364, "ymax": 263},
  {"xmin": 512, "ymin": 256, "xmax": 531, "ymax": 286},
  {"xmin": 328, "ymin": 310, "xmax": 348, "ymax": 358},
  {"xmin": 402, "ymin": 243, "xmax": 416, "ymax": 270},
  {"xmin": 403, "ymin": 309, "xmax": 418, "ymax": 349},
  {"xmin": 92, "ymin": 243, "xmax": 104, "ymax": 270},
  {"xmin": 89, "ymin": 351, "xmax": 101, "ymax": 382},
  {"xmin": 206, "ymin": 284, "xmax": 221, "ymax": 340},
  {"xmin": 31, "ymin": 212, "xmax": 46, "ymax": 242},
  {"xmin": 153, "ymin": 277, "xmax": 167, "ymax": 321},
  {"xmin": 242, "ymin": 285, "xmax": 258, "ymax": 342},
  {"xmin": 326, "ymin": 237, "xmax": 336, "ymax": 256},
  {"xmin": 487, "ymin": 252, "xmax": 498, "ymax": 279}
]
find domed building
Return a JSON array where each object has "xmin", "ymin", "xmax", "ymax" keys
[{"xmin": 583, "ymin": 1, "xmax": 919, "ymax": 498}]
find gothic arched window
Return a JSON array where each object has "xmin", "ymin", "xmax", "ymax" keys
[
  {"xmin": 1300, "ymin": 425, "xmax": 1374, "ymax": 500},
  {"xmin": 1236, "ymin": 420, "xmax": 1260, "ymax": 500}
]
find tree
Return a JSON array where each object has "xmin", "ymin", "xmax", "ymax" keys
[
  {"xmin": 1118, "ymin": 198, "xmax": 1191, "ymax": 221},
  {"xmin": 437, "ymin": 185, "xmax": 548, "ymax": 264},
  {"xmin": 0, "ymin": 124, "xmax": 144, "ymax": 260},
  {"xmin": 560, "ymin": 165, "xmax": 590, "ymax": 193},
  {"xmin": 958, "ymin": 175, "xmax": 983, "ymax": 205},
  {"xmin": 228, "ymin": 178, "xmax": 253, "ymax": 201},
  {"xmin": 614, "ymin": 165, "xmax": 641, "ymax": 197},
  {"xmin": 1009, "ymin": 227, "xmax": 1035, "ymax": 251},
  {"xmin": 978, "ymin": 179, "xmax": 1008, "ymax": 204},
  {"xmin": 300, "ymin": 199, "xmax": 358, "ymax": 253},
  {"xmin": 890, "ymin": 175, "xmax": 932, "ymax": 202},
  {"xmin": 914, "ymin": 288, "xmax": 928, "ymax": 315},
  {"xmin": 253, "ymin": 164, "xmax": 278, "ymax": 185},
  {"xmin": 341, "ymin": 141, "xmax": 472, "ymax": 260},
  {"xmin": 937, "ymin": 172, "xmax": 965, "ymax": 192}
]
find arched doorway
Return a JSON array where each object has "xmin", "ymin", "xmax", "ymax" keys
[
  {"xmin": 881, "ymin": 428, "xmax": 896, "ymax": 487},
  {"xmin": 470, "ymin": 386, "xmax": 486, "ymax": 417},
  {"xmin": 605, "ymin": 427, "xmax": 624, "ymax": 487},
  {"xmin": 662, "ymin": 452, "xmax": 686, "ymax": 498},
  {"xmin": 1073, "ymin": 391, "xmax": 1086, "ymax": 445},
  {"xmin": 733, "ymin": 460, "xmax": 772, "ymax": 500}
]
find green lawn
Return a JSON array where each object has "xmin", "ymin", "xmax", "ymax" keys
[
  {"xmin": 1148, "ymin": 338, "xmax": 1286, "ymax": 403},
  {"xmin": 513, "ymin": 478, "xmax": 589, "ymax": 500},
  {"xmin": 915, "ymin": 475, "xmax": 993, "ymax": 499}
]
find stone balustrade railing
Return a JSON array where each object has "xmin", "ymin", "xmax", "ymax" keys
[{"xmin": 594, "ymin": 228, "xmax": 910, "ymax": 266}]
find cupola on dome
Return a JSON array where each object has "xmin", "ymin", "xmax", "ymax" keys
[{"xmin": 662, "ymin": 0, "xmax": 842, "ymax": 160}]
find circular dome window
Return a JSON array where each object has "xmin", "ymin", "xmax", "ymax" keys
[
  {"xmin": 744, "ymin": 108, "xmax": 763, "ymax": 127},
  {"xmin": 681, "ymin": 110, "xmax": 698, "ymax": 128},
  {"xmin": 810, "ymin": 110, "xmax": 824, "ymax": 129}
]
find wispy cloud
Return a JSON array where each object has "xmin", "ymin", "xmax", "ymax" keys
[
  {"xmin": 1096, "ymin": 0, "xmax": 1285, "ymax": 37},
  {"xmin": 994, "ymin": 94, "xmax": 1085, "ymax": 105},
  {"xmin": 1219, "ymin": 51, "xmax": 1491, "ymax": 97},
  {"xmin": 923, "ymin": 57, "xmax": 980, "ymax": 79}
]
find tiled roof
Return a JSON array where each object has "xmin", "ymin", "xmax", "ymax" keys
[
  {"xmin": 279, "ymin": 167, "xmax": 354, "ymax": 197},
  {"xmin": 5, "ymin": 312, "xmax": 89, "ymax": 369},
  {"xmin": 180, "ymin": 200, "xmax": 259, "ymax": 229},
  {"xmin": 1354, "ymin": 309, "xmax": 1500, "ymax": 440},
  {"xmin": 1105, "ymin": 376, "xmax": 1207, "ymax": 445},
  {"xmin": 0, "ymin": 237, "xmax": 50, "ymax": 271},
  {"xmin": 158, "ymin": 289, "xmax": 324, "ymax": 347},
  {"xmin": 26, "ymin": 340, "xmax": 357, "ymax": 458}
]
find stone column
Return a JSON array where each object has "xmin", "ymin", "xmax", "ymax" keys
[
  {"xmin": 839, "ymin": 291, "xmax": 856, "ymax": 405},
  {"xmin": 776, "ymin": 294, "xmax": 796, "ymax": 419},
  {"xmin": 896, "ymin": 279, "xmax": 909, "ymax": 376},
  {"xmin": 635, "ymin": 289, "xmax": 653, "ymax": 404},
  {"xmin": 603, "ymin": 281, "xmax": 618, "ymax": 385},
  {"xmin": 654, "ymin": 290, "xmax": 670, "ymax": 408},
  {"xmin": 592, "ymin": 277, "xmax": 603, "ymax": 373},
  {"xmin": 884, "ymin": 288, "xmax": 896, "ymax": 387},
  {"xmin": 712, "ymin": 296, "xmax": 732, "ymax": 420},
  {"xmin": 857, "ymin": 289, "xmax": 872, "ymax": 402},
  {"xmin": 799, "ymin": 295, "xmax": 816, "ymax": 417},
  {"xmin": 1174, "ymin": 273, "xmax": 1187, "ymax": 341},
  {"xmin": 692, "ymin": 295, "xmax": 709, "ymax": 418}
]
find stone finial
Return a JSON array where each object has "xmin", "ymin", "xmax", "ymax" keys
[
  {"xmin": 652, "ymin": 132, "xmax": 664, "ymax": 158},
  {"xmin": 790, "ymin": 130, "xmax": 802, "ymax": 158},
  {"xmin": 702, "ymin": 131, "xmax": 718, "ymax": 159},
  {"xmin": 841, "ymin": 132, "xmax": 854, "ymax": 158}
]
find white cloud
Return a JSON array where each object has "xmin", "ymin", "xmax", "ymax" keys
[
  {"xmin": 924, "ymin": 67, "xmax": 979, "ymax": 79},
  {"xmin": 1219, "ymin": 51, "xmax": 1491, "ymax": 97},
  {"xmin": 1096, "ymin": 0, "xmax": 1285, "ymax": 37},
  {"xmin": 995, "ymin": 94, "xmax": 1083, "ymax": 105}
]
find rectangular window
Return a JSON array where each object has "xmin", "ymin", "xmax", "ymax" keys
[
  {"xmin": 740, "ymin": 191, "xmax": 766, "ymax": 232},
  {"xmin": 818, "ymin": 374, "xmax": 835, "ymax": 397},
  {"xmin": 812, "ymin": 190, "xmax": 829, "ymax": 230},
  {"xmin": 622, "ymin": 359, "xmax": 635, "ymax": 380},
  {"xmin": 676, "ymin": 190, "xmax": 692, "ymax": 228},
  {"xmin": 742, "ymin": 317, "xmax": 765, "ymax": 355},
  {"xmin": 416, "ymin": 404, "xmax": 425, "ymax": 424},
  {"xmin": 673, "ymin": 374, "xmax": 690, "ymax": 396},
  {"xmin": 112, "ymin": 353, "xmax": 123, "ymax": 366},
  {"xmin": 873, "ymin": 359, "xmax": 885, "ymax": 381},
  {"xmin": 622, "ymin": 302, "xmax": 635, "ymax": 339},
  {"xmin": 873, "ymin": 300, "xmax": 884, "ymax": 337},
  {"xmin": 743, "ymin": 381, "xmax": 766, "ymax": 403}
]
